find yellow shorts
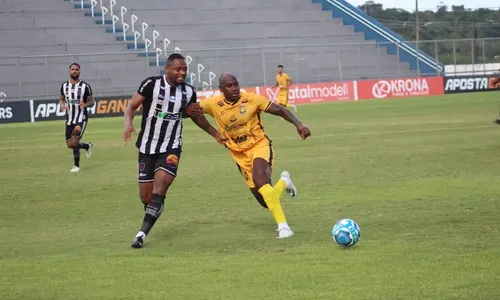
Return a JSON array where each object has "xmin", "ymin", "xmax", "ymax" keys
[
  {"xmin": 277, "ymin": 90, "xmax": 289, "ymax": 106},
  {"xmin": 230, "ymin": 139, "xmax": 275, "ymax": 188}
]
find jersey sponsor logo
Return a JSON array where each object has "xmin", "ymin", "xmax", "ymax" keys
[
  {"xmin": 232, "ymin": 135, "xmax": 248, "ymax": 144},
  {"xmin": 155, "ymin": 110, "xmax": 182, "ymax": 120},
  {"xmin": 166, "ymin": 154, "xmax": 179, "ymax": 168},
  {"xmin": 371, "ymin": 78, "xmax": 430, "ymax": 99},
  {"xmin": 444, "ymin": 77, "xmax": 488, "ymax": 92},
  {"xmin": 0, "ymin": 107, "xmax": 13, "ymax": 119},
  {"xmin": 225, "ymin": 122, "xmax": 246, "ymax": 132},
  {"xmin": 64, "ymin": 92, "xmax": 82, "ymax": 100},
  {"xmin": 65, "ymin": 99, "xmax": 81, "ymax": 105}
]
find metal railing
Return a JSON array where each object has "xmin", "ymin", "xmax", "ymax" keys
[{"xmin": 1, "ymin": 37, "xmax": 500, "ymax": 101}]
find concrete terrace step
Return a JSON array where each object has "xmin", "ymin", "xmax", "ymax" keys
[
  {"xmin": 120, "ymin": 9, "xmax": 336, "ymax": 24},
  {"xmin": 117, "ymin": 0, "xmax": 313, "ymax": 9}
]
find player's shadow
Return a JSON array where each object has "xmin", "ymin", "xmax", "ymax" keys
[
  {"xmin": 156, "ymin": 225, "xmax": 199, "ymax": 242},
  {"xmin": 244, "ymin": 221, "xmax": 275, "ymax": 233}
]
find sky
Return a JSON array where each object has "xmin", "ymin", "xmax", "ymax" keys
[{"xmin": 347, "ymin": 0, "xmax": 498, "ymax": 11}]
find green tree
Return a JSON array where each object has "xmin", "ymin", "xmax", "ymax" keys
[{"xmin": 358, "ymin": 2, "xmax": 500, "ymax": 64}]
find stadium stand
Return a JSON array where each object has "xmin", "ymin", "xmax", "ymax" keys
[{"xmin": 0, "ymin": 0, "xmax": 440, "ymax": 101}]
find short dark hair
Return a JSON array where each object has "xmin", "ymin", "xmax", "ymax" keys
[
  {"xmin": 69, "ymin": 63, "xmax": 80, "ymax": 69},
  {"xmin": 278, "ymin": 64, "xmax": 283, "ymax": 68},
  {"xmin": 167, "ymin": 53, "xmax": 185, "ymax": 63}
]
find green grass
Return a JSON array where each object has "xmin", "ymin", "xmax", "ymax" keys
[{"xmin": 1, "ymin": 92, "xmax": 500, "ymax": 299}]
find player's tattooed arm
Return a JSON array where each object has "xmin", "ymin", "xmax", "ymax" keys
[
  {"xmin": 190, "ymin": 115, "xmax": 228, "ymax": 145},
  {"xmin": 266, "ymin": 103, "xmax": 311, "ymax": 140},
  {"xmin": 83, "ymin": 95, "xmax": 95, "ymax": 108},
  {"xmin": 80, "ymin": 85, "xmax": 95, "ymax": 109}
]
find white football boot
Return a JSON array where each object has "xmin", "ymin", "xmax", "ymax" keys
[
  {"xmin": 280, "ymin": 171, "xmax": 297, "ymax": 199},
  {"xmin": 70, "ymin": 166, "xmax": 80, "ymax": 173},
  {"xmin": 131, "ymin": 231, "xmax": 146, "ymax": 249},
  {"xmin": 277, "ymin": 224, "xmax": 294, "ymax": 239},
  {"xmin": 86, "ymin": 142, "xmax": 93, "ymax": 159}
]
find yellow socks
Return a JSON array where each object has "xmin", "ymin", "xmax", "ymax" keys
[
  {"xmin": 273, "ymin": 179, "xmax": 287, "ymax": 198},
  {"xmin": 258, "ymin": 183, "xmax": 287, "ymax": 224}
]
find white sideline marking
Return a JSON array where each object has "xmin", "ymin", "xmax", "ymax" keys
[{"xmin": 0, "ymin": 125, "xmax": 491, "ymax": 151}]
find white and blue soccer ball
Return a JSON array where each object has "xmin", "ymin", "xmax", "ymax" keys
[{"xmin": 332, "ymin": 218, "xmax": 360, "ymax": 248}]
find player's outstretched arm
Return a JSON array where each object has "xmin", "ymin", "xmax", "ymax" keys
[
  {"xmin": 183, "ymin": 103, "xmax": 203, "ymax": 118},
  {"xmin": 123, "ymin": 92, "xmax": 144, "ymax": 144},
  {"xmin": 266, "ymin": 103, "xmax": 311, "ymax": 140},
  {"xmin": 190, "ymin": 115, "xmax": 228, "ymax": 145}
]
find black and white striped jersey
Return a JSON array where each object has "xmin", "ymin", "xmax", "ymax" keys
[
  {"xmin": 134, "ymin": 75, "xmax": 196, "ymax": 154},
  {"xmin": 60, "ymin": 80, "xmax": 93, "ymax": 125}
]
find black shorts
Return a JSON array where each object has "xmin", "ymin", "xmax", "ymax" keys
[
  {"xmin": 65, "ymin": 121, "xmax": 87, "ymax": 141},
  {"xmin": 138, "ymin": 148, "xmax": 182, "ymax": 182}
]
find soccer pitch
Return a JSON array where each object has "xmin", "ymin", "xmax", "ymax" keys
[{"xmin": 1, "ymin": 92, "xmax": 499, "ymax": 299}]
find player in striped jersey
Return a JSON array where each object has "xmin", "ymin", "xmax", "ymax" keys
[
  {"xmin": 60, "ymin": 63, "xmax": 94, "ymax": 173},
  {"xmin": 124, "ymin": 53, "xmax": 226, "ymax": 248}
]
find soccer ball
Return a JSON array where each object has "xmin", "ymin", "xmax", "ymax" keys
[{"xmin": 332, "ymin": 218, "xmax": 360, "ymax": 248}]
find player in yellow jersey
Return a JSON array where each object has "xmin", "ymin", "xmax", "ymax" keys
[
  {"xmin": 273, "ymin": 64, "xmax": 297, "ymax": 113},
  {"xmin": 197, "ymin": 73, "xmax": 311, "ymax": 238}
]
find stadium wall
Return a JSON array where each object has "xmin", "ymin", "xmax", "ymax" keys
[
  {"xmin": 445, "ymin": 63, "xmax": 500, "ymax": 76},
  {"xmin": 312, "ymin": 0, "xmax": 443, "ymax": 75},
  {"xmin": 3, "ymin": 74, "xmax": 500, "ymax": 124}
]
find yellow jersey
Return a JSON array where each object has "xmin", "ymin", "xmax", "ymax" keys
[
  {"xmin": 276, "ymin": 73, "xmax": 291, "ymax": 90},
  {"xmin": 199, "ymin": 92, "xmax": 272, "ymax": 152}
]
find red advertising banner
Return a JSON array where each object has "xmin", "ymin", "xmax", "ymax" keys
[
  {"xmin": 196, "ymin": 81, "xmax": 355, "ymax": 104},
  {"xmin": 356, "ymin": 76, "xmax": 444, "ymax": 100},
  {"xmin": 257, "ymin": 81, "xmax": 355, "ymax": 104},
  {"xmin": 196, "ymin": 76, "xmax": 444, "ymax": 104}
]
